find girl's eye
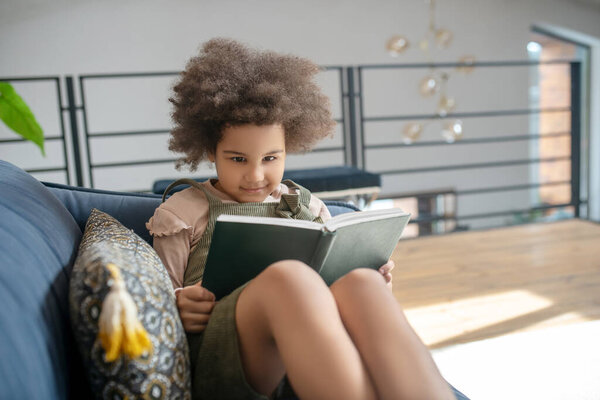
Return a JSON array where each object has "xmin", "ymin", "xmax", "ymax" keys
[
  {"xmin": 231, "ymin": 157, "xmax": 246, "ymax": 162},
  {"xmin": 264, "ymin": 156, "xmax": 277, "ymax": 162}
]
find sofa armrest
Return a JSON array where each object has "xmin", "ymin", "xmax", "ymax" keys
[{"xmin": 44, "ymin": 182, "xmax": 162, "ymax": 244}]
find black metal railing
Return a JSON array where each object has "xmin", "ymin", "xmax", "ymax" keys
[
  {"xmin": 0, "ymin": 60, "xmax": 587, "ymax": 233},
  {"xmin": 352, "ymin": 60, "xmax": 585, "ymax": 230},
  {"xmin": 75, "ymin": 67, "xmax": 348, "ymax": 190},
  {"xmin": 0, "ymin": 76, "xmax": 72, "ymax": 184}
]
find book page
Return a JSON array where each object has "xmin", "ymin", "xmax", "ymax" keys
[
  {"xmin": 217, "ymin": 214, "xmax": 323, "ymax": 230},
  {"xmin": 324, "ymin": 208, "xmax": 410, "ymax": 231}
]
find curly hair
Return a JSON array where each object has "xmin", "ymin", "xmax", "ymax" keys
[{"xmin": 168, "ymin": 38, "xmax": 336, "ymax": 170}]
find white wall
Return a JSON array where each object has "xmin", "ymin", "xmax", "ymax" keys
[
  {"xmin": 1, "ymin": 0, "xmax": 599, "ymax": 225},
  {"xmin": 2, "ymin": 0, "xmax": 600, "ymax": 73}
]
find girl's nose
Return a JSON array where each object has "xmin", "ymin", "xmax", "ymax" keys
[{"xmin": 245, "ymin": 165, "xmax": 264, "ymax": 182}]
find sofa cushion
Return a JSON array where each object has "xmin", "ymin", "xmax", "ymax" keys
[
  {"xmin": 69, "ymin": 208, "xmax": 191, "ymax": 399},
  {"xmin": 0, "ymin": 160, "xmax": 90, "ymax": 399}
]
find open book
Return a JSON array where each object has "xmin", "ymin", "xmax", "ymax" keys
[{"xmin": 201, "ymin": 208, "xmax": 410, "ymax": 299}]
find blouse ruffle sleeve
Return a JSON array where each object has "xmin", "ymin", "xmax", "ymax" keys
[
  {"xmin": 146, "ymin": 207, "xmax": 192, "ymax": 238},
  {"xmin": 146, "ymin": 207, "xmax": 193, "ymax": 289}
]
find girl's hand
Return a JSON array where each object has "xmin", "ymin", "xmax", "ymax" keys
[
  {"xmin": 378, "ymin": 259, "xmax": 395, "ymax": 290},
  {"xmin": 175, "ymin": 282, "xmax": 216, "ymax": 333}
]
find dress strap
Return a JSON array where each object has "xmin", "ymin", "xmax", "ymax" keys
[
  {"xmin": 161, "ymin": 178, "xmax": 205, "ymax": 202},
  {"xmin": 161, "ymin": 178, "xmax": 224, "ymax": 206}
]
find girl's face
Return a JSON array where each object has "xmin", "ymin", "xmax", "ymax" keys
[{"xmin": 208, "ymin": 123, "xmax": 286, "ymax": 203}]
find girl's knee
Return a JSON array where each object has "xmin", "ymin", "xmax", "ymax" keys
[
  {"xmin": 331, "ymin": 268, "xmax": 387, "ymax": 298},
  {"xmin": 338, "ymin": 267, "xmax": 385, "ymax": 286},
  {"xmin": 245, "ymin": 260, "xmax": 338, "ymax": 317},
  {"xmin": 255, "ymin": 260, "xmax": 326, "ymax": 295}
]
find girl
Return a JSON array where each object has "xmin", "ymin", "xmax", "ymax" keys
[{"xmin": 147, "ymin": 38, "xmax": 455, "ymax": 400}]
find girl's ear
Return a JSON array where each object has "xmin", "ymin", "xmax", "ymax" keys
[{"xmin": 207, "ymin": 152, "xmax": 215, "ymax": 162}]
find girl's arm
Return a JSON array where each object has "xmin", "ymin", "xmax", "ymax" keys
[
  {"xmin": 147, "ymin": 187, "xmax": 215, "ymax": 332},
  {"xmin": 154, "ymin": 232, "xmax": 216, "ymax": 332},
  {"xmin": 152, "ymin": 228, "xmax": 216, "ymax": 333},
  {"xmin": 147, "ymin": 187, "xmax": 211, "ymax": 288},
  {"xmin": 153, "ymin": 232, "xmax": 189, "ymax": 289}
]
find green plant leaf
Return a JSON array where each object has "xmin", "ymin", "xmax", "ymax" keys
[{"xmin": 0, "ymin": 81, "xmax": 45, "ymax": 156}]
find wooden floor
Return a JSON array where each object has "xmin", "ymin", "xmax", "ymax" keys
[{"xmin": 390, "ymin": 219, "xmax": 600, "ymax": 349}]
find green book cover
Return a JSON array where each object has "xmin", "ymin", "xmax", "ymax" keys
[{"xmin": 202, "ymin": 208, "xmax": 410, "ymax": 299}]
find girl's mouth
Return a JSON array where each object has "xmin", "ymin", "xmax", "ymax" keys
[{"xmin": 241, "ymin": 186, "xmax": 266, "ymax": 194}]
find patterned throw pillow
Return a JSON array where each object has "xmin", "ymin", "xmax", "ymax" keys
[{"xmin": 69, "ymin": 208, "xmax": 191, "ymax": 399}]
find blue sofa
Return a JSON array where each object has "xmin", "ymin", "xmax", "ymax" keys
[
  {"xmin": 0, "ymin": 160, "xmax": 358, "ymax": 399},
  {"xmin": 0, "ymin": 160, "xmax": 467, "ymax": 399}
]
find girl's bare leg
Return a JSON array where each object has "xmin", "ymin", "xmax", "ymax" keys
[
  {"xmin": 330, "ymin": 268, "xmax": 455, "ymax": 400},
  {"xmin": 235, "ymin": 260, "xmax": 376, "ymax": 400}
]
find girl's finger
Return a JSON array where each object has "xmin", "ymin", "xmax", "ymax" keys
[
  {"xmin": 180, "ymin": 311, "xmax": 212, "ymax": 325},
  {"xmin": 182, "ymin": 286, "xmax": 216, "ymax": 302},
  {"xmin": 379, "ymin": 260, "xmax": 395, "ymax": 275},
  {"xmin": 178, "ymin": 298, "xmax": 215, "ymax": 314},
  {"xmin": 387, "ymin": 260, "xmax": 395, "ymax": 271},
  {"xmin": 183, "ymin": 321, "xmax": 208, "ymax": 333},
  {"xmin": 383, "ymin": 272, "xmax": 393, "ymax": 284}
]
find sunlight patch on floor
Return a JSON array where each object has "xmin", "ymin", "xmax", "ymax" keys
[{"xmin": 431, "ymin": 320, "xmax": 600, "ymax": 400}]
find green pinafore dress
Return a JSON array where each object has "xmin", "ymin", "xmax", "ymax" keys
[{"xmin": 161, "ymin": 178, "xmax": 322, "ymax": 400}]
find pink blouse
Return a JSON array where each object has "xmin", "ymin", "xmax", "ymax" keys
[{"xmin": 146, "ymin": 180, "xmax": 331, "ymax": 288}]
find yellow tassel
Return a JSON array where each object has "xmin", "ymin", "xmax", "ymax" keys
[{"xmin": 97, "ymin": 263, "xmax": 152, "ymax": 362}]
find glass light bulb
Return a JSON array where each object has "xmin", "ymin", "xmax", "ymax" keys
[
  {"xmin": 386, "ymin": 35, "xmax": 409, "ymax": 56},
  {"xmin": 402, "ymin": 122, "xmax": 423, "ymax": 144},
  {"xmin": 419, "ymin": 75, "xmax": 439, "ymax": 97},
  {"xmin": 457, "ymin": 55, "xmax": 476, "ymax": 74},
  {"xmin": 435, "ymin": 29, "xmax": 453, "ymax": 48},
  {"xmin": 441, "ymin": 119, "xmax": 463, "ymax": 143},
  {"xmin": 437, "ymin": 95, "xmax": 456, "ymax": 117},
  {"xmin": 527, "ymin": 41, "xmax": 542, "ymax": 53}
]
